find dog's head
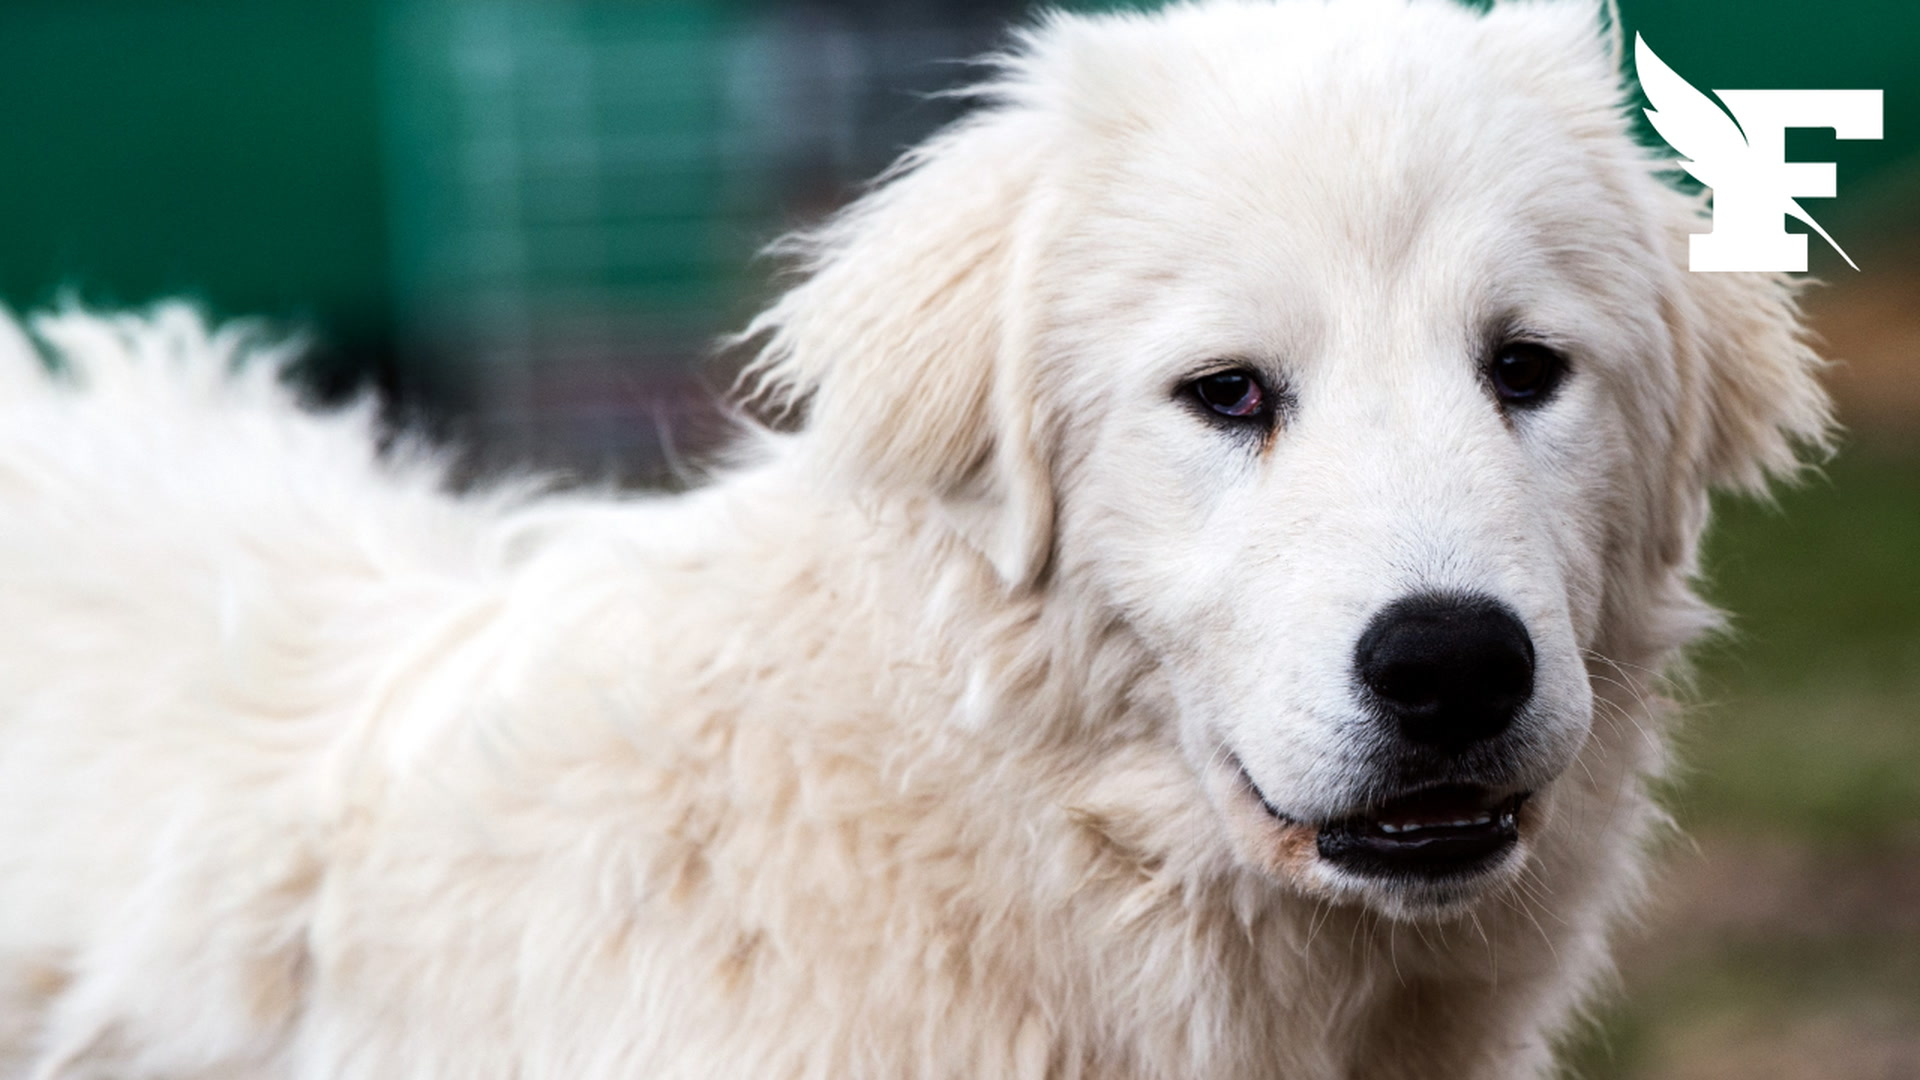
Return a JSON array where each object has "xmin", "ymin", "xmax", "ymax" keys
[{"xmin": 742, "ymin": 0, "xmax": 1828, "ymax": 918}]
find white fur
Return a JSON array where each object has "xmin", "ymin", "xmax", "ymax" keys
[{"xmin": 0, "ymin": 1, "xmax": 1828, "ymax": 1077}]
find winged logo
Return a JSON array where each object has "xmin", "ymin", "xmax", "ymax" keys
[{"xmin": 1635, "ymin": 33, "xmax": 1859, "ymax": 271}]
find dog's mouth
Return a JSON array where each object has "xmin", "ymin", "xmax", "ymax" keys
[
  {"xmin": 1236, "ymin": 760, "xmax": 1529, "ymax": 881},
  {"xmin": 1310, "ymin": 785, "xmax": 1528, "ymax": 878}
]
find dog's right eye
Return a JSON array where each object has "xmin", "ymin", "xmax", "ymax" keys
[{"xmin": 1188, "ymin": 370, "xmax": 1270, "ymax": 421}]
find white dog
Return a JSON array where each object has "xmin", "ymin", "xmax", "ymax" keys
[{"xmin": 0, "ymin": 0, "xmax": 1828, "ymax": 1076}]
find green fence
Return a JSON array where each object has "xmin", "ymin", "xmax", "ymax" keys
[{"xmin": 0, "ymin": 0, "xmax": 1911, "ymax": 459}]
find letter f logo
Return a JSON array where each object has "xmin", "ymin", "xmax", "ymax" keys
[{"xmin": 1636, "ymin": 35, "xmax": 1882, "ymax": 272}]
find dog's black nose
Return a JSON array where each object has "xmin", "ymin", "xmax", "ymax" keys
[{"xmin": 1355, "ymin": 594, "xmax": 1534, "ymax": 751}]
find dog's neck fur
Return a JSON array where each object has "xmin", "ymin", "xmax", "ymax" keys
[{"xmin": 528, "ymin": 456, "xmax": 1672, "ymax": 1079}]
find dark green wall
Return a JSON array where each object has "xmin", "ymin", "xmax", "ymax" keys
[
  {"xmin": 0, "ymin": 1, "xmax": 389, "ymax": 339},
  {"xmin": 0, "ymin": 0, "xmax": 1910, "ymax": 351}
]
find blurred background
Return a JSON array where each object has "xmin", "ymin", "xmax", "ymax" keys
[{"xmin": 0, "ymin": 1, "xmax": 1912, "ymax": 1075}]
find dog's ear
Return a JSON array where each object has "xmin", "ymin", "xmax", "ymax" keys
[
  {"xmin": 1658, "ymin": 197, "xmax": 1834, "ymax": 501},
  {"xmin": 1639, "ymin": 189, "xmax": 1834, "ymax": 608},
  {"xmin": 739, "ymin": 108, "xmax": 1057, "ymax": 588}
]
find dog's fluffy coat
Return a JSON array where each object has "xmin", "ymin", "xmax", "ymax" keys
[{"xmin": 0, "ymin": 0, "xmax": 1828, "ymax": 1076}]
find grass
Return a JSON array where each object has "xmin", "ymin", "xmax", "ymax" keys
[
  {"xmin": 1566, "ymin": 438, "xmax": 1920, "ymax": 1079},
  {"xmin": 1676, "ymin": 440, "xmax": 1920, "ymax": 843}
]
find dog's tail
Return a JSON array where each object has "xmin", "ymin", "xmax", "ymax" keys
[
  {"xmin": 0, "ymin": 301, "xmax": 306, "ymax": 407},
  {"xmin": 0, "ymin": 303, "xmax": 67, "ymax": 399}
]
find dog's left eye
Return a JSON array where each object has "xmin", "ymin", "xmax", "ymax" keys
[{"xmin": 1488, "ymin": 343, "xmax": 1566, "ymax": 407}]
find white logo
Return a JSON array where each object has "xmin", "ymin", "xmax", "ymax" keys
[{"xmin": 1636, "ymin": 34, "xmax": 1882, "ymax": 273}]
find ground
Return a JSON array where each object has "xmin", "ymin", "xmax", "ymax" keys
[{"xmin": 1566, "ymin": 264, "xmax": 1920, "ymax": 1079}]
